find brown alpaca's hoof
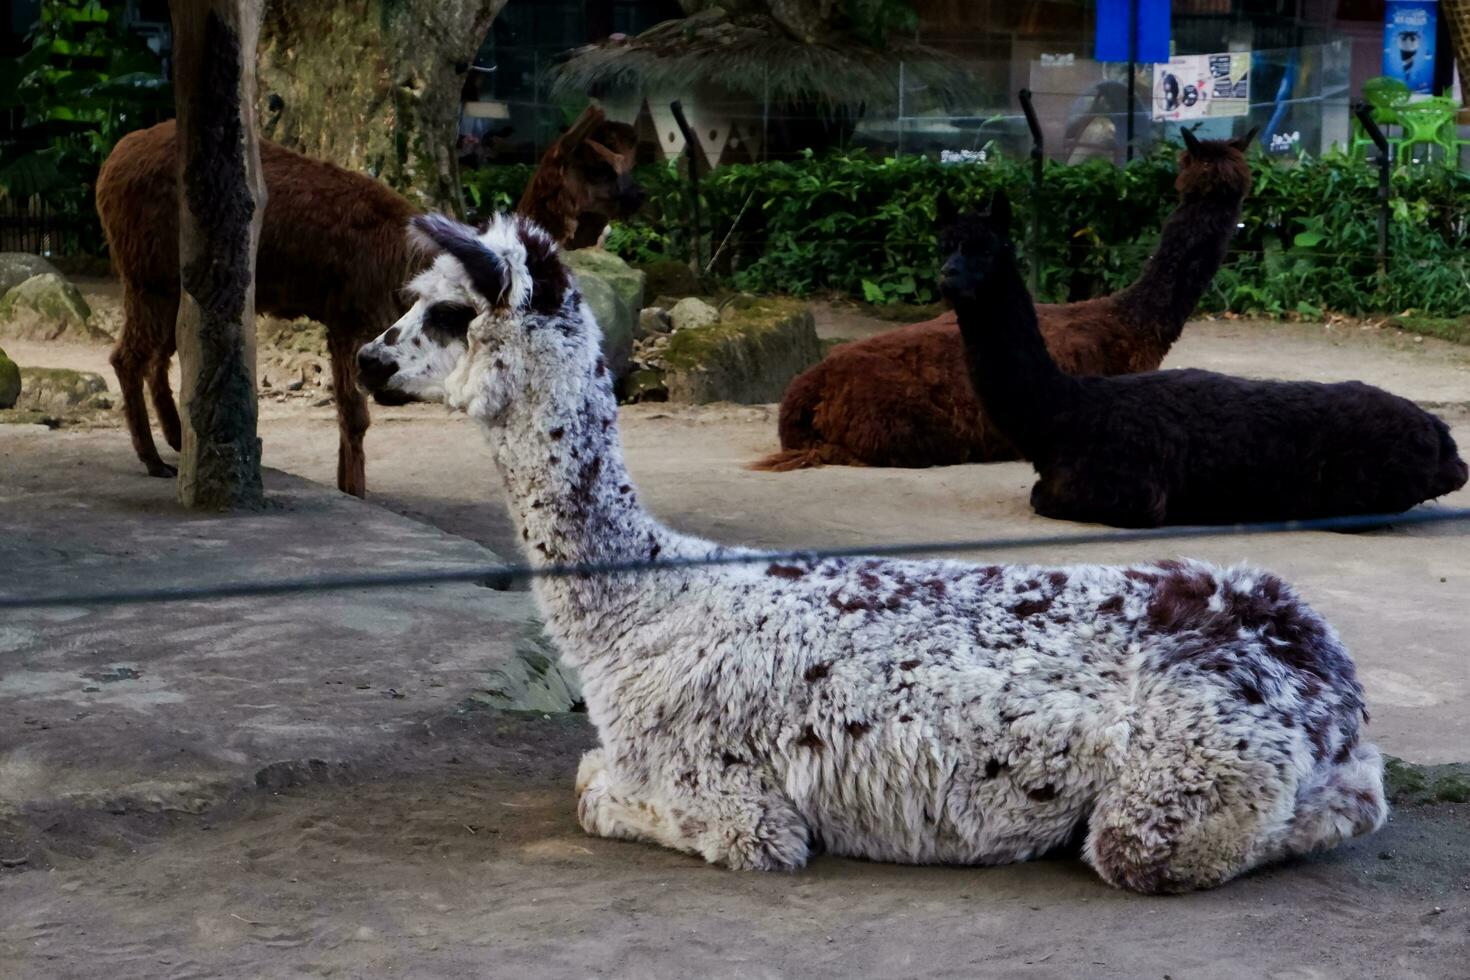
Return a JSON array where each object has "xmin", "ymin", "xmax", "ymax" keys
[{"xmin": 146, "ymin": 461, "xmax": 178, "ymax": 478}]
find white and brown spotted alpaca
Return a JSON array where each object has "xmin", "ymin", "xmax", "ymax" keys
[{"xmin": 356, "ymin": 212, "xmax": 1387, "ymax": 893}]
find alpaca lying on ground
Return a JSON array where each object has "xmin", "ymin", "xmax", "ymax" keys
[
  {"xmin": 97, "ymin": 114, "xmax": 644, "ymax": 496},
  {"xmin": 355, "ymin": 210, "xmax": 1385, "ymax": 893},
  {"xmin": 754, "ymin": 128, "xmax": 1256, "ymax": 471},
  {"xmin": 940, "ymin": 192, "xmax": 1469, "ymax": 527}
]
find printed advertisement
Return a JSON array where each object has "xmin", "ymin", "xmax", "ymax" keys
[
  {"xmin": 1383, "ymin": 0, "xmax": 1438, "ymax": 94},
  {"xmin": 1152, "ymin": 53, "xmax": 1251, "ymax": 121}
]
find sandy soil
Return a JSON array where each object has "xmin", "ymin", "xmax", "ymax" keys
[
  {"xmin": 4, "ymin": 711, "xmax": 1469, "ymax": 980},
  {"xmin": 3, "ymin": 303, "xmax": 1470, "ymax": 977}
]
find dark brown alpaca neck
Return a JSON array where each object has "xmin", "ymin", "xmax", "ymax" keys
[
  {"xmin": 1114, "ymin": 191, "xmax": 1243, "ymax": 347},
  {"xmin": 954, "ymin": 250, "xmax": 1077, "ymax": 460}
]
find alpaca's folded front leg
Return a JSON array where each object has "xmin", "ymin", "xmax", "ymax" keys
[{"xmin": 575, "ymin": 749, "xmax": 812, "ymax": 872}]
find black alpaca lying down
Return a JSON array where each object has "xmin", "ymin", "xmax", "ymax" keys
[{"xmin": 937, "ymin": 192, "xmax": 1469, "ymax": 527}]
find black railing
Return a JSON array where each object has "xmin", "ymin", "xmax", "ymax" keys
[{"xmin": 0, "ymin": 196, "xmax": 76, "ymax": 256}]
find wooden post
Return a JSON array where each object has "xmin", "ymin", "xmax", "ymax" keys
[{"xmin": 170, "ymin": 0, "xmax": 266, "ymax": 510}]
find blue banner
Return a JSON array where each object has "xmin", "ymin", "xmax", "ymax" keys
[
  {"xmin": 1383, "ymin": 0, "xmax": 1438, "ymax": 94},
  {"xmin": 1095, "ymin": 0, "xmax": 1171, "ymax": 64}
]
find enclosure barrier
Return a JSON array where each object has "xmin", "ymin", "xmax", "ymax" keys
[
  {"xmin": 1353, "ymin": 101, "xmax": 1392, "ymax": 277},
  {"xmin": 2, "ymin": 508, "xmax": 1467, "ymax": 611}
]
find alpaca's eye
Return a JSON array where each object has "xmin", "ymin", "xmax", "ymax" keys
[{"xmin": 423, "ymin": 302, "xmax": 475, "ymax": 345}]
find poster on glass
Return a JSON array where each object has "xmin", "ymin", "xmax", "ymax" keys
[
  {"xmin": 1382, "ymin": 0, "xmax": 1437, "ymax": 94},
  {"xmin": 1152, "ymin": 53, "xmax": 1251, "ymax": 122}
]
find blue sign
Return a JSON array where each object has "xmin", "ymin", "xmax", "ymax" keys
[
  {"xmin": 1383, "ymin": 0, "xmax": 1438, "ymax": 94},
  {"xmin": 1095, "ymin": 0, "xmax": 1172, "ymax": 64}
]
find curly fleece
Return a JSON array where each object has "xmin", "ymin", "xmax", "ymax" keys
[{"xmin": 359, "ymin": 212, "xmax": 1387, "ymax": 893}]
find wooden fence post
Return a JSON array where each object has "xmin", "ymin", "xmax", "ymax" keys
[{"xmin": 170, "ymin": 0, "xmax": 266, "ymax": 510}]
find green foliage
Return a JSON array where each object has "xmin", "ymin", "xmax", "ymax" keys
[
  {"xmin": 465, "ymin": 147, "xmax": 1469, "ymax": 317},
  {"xmin": 462, "ymin": 164, "xmax": 534, "ymax": 220},
  {"xmin": 843, "ymin": 0, "xmax": 920, "ymax": 46},
  {"xmin": 0, "ymin": 0, "xmax": 173, "ymax": 253}
]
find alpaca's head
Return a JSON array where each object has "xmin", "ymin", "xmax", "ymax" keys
[
  {"xmin": 1177, "ymin": 128, "xmax": 1256, "ymax": 200},
  {"xmin": 357, "ymin": 212, "xmax": 586, "ymax": 420},
  {"xmin": 936, "ymin": 190, "xmax": 1013, "ymax": 303}
]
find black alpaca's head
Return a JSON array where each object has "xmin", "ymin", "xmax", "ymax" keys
[
  {"xmin": 936, "ymin": 190, "xmax": 1013, "ymax": 304},
  {"xmin": 1177, "ymin": 127, "xmax": 1256, "ymax": 200}
]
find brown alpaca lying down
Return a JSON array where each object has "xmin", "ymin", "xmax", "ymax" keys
[{"xmin": 754, "ymin": 129, "xmax": 1256, "ymax": 471}]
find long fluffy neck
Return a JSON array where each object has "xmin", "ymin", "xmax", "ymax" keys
[
  {"xmin": 480, "ymin": 347, "xmax": 692, "ymax": 660},
  {"xmin": 1113, "ymin": 189, "xmax": 1243, "ymax": 345},
  {"xmin": 954, "ymin": 248, "xmax": 1076, "ymax": 458}
]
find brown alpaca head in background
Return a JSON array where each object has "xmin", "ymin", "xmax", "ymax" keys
[
  {"xmin": 1176, "ymin": 127, "xmax": 1256, "ymax": 201},
  {"xmin": 569, "ymin": 118, "xmax": 644, "ymax": 225},
  {"xmin": 517, "ymin": 106, "xmax": 645, "ymax": 247}
]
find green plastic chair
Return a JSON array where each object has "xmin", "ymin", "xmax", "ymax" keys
[
  {"xmin": 1396, "ymin": 96, "xmax": 1460, "ymax": 166},
  {"xmin": 1350, "ymin": 76, "xmax": 1410, "ymax": 160}
]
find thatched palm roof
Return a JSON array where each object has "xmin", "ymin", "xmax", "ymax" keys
[{"xmin": 551, "ymin": 8, "xmax": 973, "ymax": 110}]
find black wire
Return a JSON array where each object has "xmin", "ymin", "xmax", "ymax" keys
[{"xmin": 2, "ymin": 507, "xmax": 1466, "ymax": 611}]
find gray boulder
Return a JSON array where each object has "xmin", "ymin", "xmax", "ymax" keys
[
  {"xmin": 661, "ymin": 298, "xmax": 822, "ymax": 404},
  {"xmin": 12, "ymin": 367, "xmax": 110, "ymax": 414},
  {"xmin": 0, "ymin": 253, "xmax": 61, "ymax": 297},
  {"xmin": 563, "ymin": 248, "xmax": 645, "ymax": 314},
  {"xmin": 637, "ymin": 306, "xmax": 672, "ymax": 338},
  {"xmin": 575, "ymin": 275, "xmax": 633, "ymax": 378},
  {"xmin": 669, "ymin": 296, "xmax": 720, "ymax": 332},
  {"xmin": 562, "ymin": 250, "xmax": 647, "ymax": 379},
  {"xmin": 0, "ymin": 273, "xmax": 108, "ymax": 343},
  {"xmin": 0, "ymin": 346, "xmax": 19, "ymax": 409}
]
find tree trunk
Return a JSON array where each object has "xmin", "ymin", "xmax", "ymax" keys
[
  {"xmin": 256, "ymin": 0, "xmax": 509, "ymax": 214},
  {"xmin": 171, "ymin": 0, "xmax": 267, "ymax": 511}
]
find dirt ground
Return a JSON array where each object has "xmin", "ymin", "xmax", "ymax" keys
[
  {"xmin": 4, "ymin": 710, "xmax": 1469, "ymax": 980},
  {"xmin": 3, "ymin": 303, "xmax": 1470, "ymax": 978}
]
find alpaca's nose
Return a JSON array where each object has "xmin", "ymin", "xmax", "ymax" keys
[
  {"xmin": 356, "ymin": 348, "xmax": 397, "ymax": 391},
  {"xmin": 940, "ymin": 256, "xmax": 964, "ymax": 283}
]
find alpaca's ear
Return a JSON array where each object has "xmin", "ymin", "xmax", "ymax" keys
[
  {"xmin": 1230, "ymin": 127, "xmax": 1258, "ymax": 152},
  {"xmin": 936, "ymin": 190, "xmax": 959, "ymax": 226},
  {"xmin": 1181, "ymin": 126, "xmax": 1203, "ymax": 154},
  {"xmin": 987, "ymin": 190, "xmax": 1013, "ymax": 240},
  {"xmin": 409, "ymin": 213, "xmax": 509, "ymax": 307}
]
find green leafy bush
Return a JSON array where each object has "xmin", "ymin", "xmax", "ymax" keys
[
  {"xmin": 0, "ymin": 0, "xmax": 174, "ymax": 254},
  {"xmin": 462, "ymin": 163, "xmax": 534, "ymax": 219},
  {"xmin": 467, "ymin": 148, "xmax": 1469, "ymax": 317}
]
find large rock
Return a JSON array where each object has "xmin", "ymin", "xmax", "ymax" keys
[
  {"xmin": 0, "ymin": 346, "xmax": 19, "ymax": 409},
  {"xmin": 0, "ymin": 273, "xmax": 108, "ymax": 343},
  {"xmin": 661, "ymin": 298, "xmax": 822, "ymax": 404},
  {"xmin": 12, "ymin": 367, "xmax": 110, "ymax": 414},
  {"xmin": 637, "ymin": 306, "xmax": 672, "ymax": 338},
  {"xmin": 563, "ymin": 249, "xmax": 645, "ymax": 378},
  {"xmin": 563, "ymin": 247, "xmax": 644, "ymax": 313},
  {"xmin": 637, "ymin": 258, "xmax": 701, "ymax": 300},
  {"xmin": 669, "ymin": 296, "xmax": 719, "ymax": 332},
  {"xmin": 0, "ymin": 253, "xmax": 60, "ymax": 297}
]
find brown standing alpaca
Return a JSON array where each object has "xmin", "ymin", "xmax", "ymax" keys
[
  {"xmin": 98, "ymin": 112, "xmax": 645, "ymax": 497},
  {"xmin": 752, "ymin": 129, "xmax": 1256, "ymax": 471},
  {"xmin": 98, "ymin": 120, "xmax": 420, "ymax": 497},
  {"xmin": 516, "ymin": 105, "xmax": 644, "ymax": 249}
]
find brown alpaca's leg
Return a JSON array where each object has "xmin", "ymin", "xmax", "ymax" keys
[
  {"xmin": 328, "ymin": 328, "xmax": 370, "ymax": 498},
  {"xmin": 149, "ymin": 332, "xmax": 182, "ymax": 452},
  {"xmin": 111, "ymin": 286, "xmax": 177, "ymax": 479}
]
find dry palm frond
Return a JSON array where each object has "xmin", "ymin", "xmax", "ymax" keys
[{"xmin": 551, "ymin": 9, "xmax": 973, "ymax": 111}]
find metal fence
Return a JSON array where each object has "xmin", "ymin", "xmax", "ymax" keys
[{"xmin": 0, "ymin": 195, "xmax": 72, "ymax": 256}]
